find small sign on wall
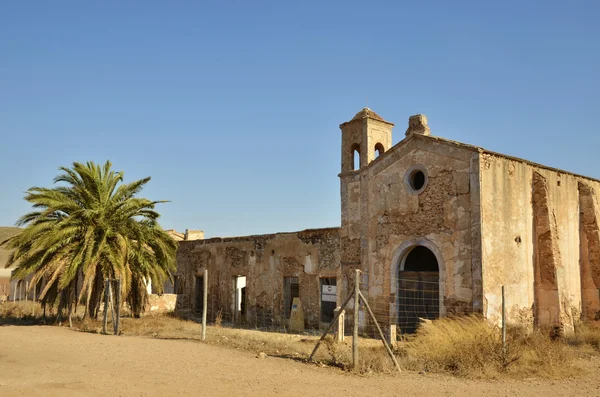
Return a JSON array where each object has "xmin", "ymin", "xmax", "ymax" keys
[{"xmin": 322, "ymin": 285, "xmax": 336, "ymax": 302}]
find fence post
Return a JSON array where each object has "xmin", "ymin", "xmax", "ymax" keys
[
  {"xmin": 308, "ymin": 291, "xmax": 354, "ymax": 362},
  {"xmin": 116, "ymin": 278, "xmax": 121, "ymax": 335},
  {"xmin": 102, "ymin": 279, "xmax": 109, "ymax": 334},
  {"xmin": 202, "ymin": 269, "xmax": 208, "ymax": 341},
  {"xmin": 353, "ymin": 269, "xmax": 360, "ymax": 369},
  {"xmin": 358, "ymin": 290, "xmax": 401, "ymax": 372},
  {"xmin": 502, "ymin": 285, "xmax": 506, "ymax": 355}
]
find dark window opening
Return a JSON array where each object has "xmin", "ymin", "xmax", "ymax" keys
[
  {"xmin": 398, "ymin": 246, "xmax": 439, "ymax": 334},
  {"xmin": 194, "ymin": 275, "xmax": 205, "ymax": 315},
  {"xmin": 409, "ymin": 170, "xmax": 426, "ymax": 191},
  {"xmin": 283, "ymin": 277, "xmax": 300, "ymax": 318},
  {"xmin": 241, "ymin": 287, "xmax": 246, "ymax": 316},
  {"xmin": 374, "ymin": 143, "xmax": 385, "ymax": 159},
  {"xmin": 320, "ymin": 277, "xmax": 337, "ymax": 323},
  {"xmin": 404, "ymin": 246, "xmax": 438, "ymax": 272}
]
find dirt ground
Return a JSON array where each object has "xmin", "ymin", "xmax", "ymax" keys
[{"xmin": 0, "ymin": 325, "xmax": 599, "ymax": 397}]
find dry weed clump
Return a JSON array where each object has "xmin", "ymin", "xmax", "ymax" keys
[
  {"xmin": 0, "ymin": 301, "xmax": 40, "ymax": 320},
  {"xmin": 118, "ymin": 315, "xmax": 201, "ymax": 339},
  {"xmin": 397, "ymin": 315, "xmax": 575, "ymax": 378},
  {"xmin": 566, "ymin": 322, "xmax": 600, "ymax": 351}
]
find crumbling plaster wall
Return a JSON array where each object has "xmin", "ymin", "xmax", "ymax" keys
[
  {"xmin": 340, "ymin": 135, "xmax": 482, "ymax": 325},
  {"xmin": 175, "ymin": 228, "xmax": 340, "ymax": 328},
  {"xmin": 480, "ymin": 154, "xmax": 586, "ymax": 328}
]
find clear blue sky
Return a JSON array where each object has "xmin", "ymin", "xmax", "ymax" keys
[{"xmin": 1, "ymin": 1, "xmax": 598, "ymax": 237}]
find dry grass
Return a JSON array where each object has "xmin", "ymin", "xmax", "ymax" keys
[
  {"xmin": 0, "ymin": 301, "xmax": 41, "ymax": 322},
  {"xmin": 396, "ymin": 315, "xmax": 578, "ymax": 378},
  {"xmin": 3, "ymin": 302, "xmax": 600, "ymax": 378},
  {"xmin": 566, "ymin": 322, "xmax": 600, "ymax": 351}
]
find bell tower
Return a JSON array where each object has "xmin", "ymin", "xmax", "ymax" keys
[{"xmin": 339, "ymin": 108, "xmax": 394, "ymax": 172}]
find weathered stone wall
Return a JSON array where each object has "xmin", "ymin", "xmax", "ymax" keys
[
  {"xmin": 367, "ymin": 136, "xmax": 480, "ymax": 322},
  {"xmin": 340, "ymin": 132, "xmax": 482, "ymax": 330},
  {"xmin": 175, "ymin": 228, "xmax": 340, "ymax": 328},
  {"xmin": 147, "ymin": 294, "xmax": 177, "ymax": 314},
  {"xmin": 480, "ymin": 153, "xmax": 595, "ymax": 329}
]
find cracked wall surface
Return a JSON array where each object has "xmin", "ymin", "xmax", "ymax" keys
[
  {"xmin": 531, "ymin": 172, "xmax": 573, "ymax": 332},
  {"xmin": 578, "ymin": 182, "xmax": 600, "ymax": 320},
  {"xmin": 481, "ymin": 154, "xmax": 582, "ymax": 330}
]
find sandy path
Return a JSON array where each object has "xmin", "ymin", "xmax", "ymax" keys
[{"xmin": 0, "ymin": 325, "xmax": 598, "ymax": 397}]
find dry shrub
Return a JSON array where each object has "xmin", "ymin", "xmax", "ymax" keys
[
  {"xmin": 119, "ymin": 315, "xmax": 201, "ymax": 339},
  {"xmin": 0, "ymin": 301, "xmax": 43, "ymax": 323},
  {"xmin": 399, "ymin": 315, "xmax": 504, "ymax": 377},
  {"xmin": 214, "ymin": 309, "xmax": 223, "ymax": 328},
  {"xmin": 357, "ymin": 345, "xmax": 395, "ymax": 373},
  {"xmin": 566, "ymin": 322, "xmax": 600, "ymax": 351},
  {"xmin": 398, "ymin": 315, "xmax": 574, "ymax": 378},
  {"xmin": 74, "ymin": 317, "xmax": 103, "ymax": 333}
]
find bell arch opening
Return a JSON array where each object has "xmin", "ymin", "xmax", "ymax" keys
[
  {"xmin": 374, "ymin": 142, "xmax": 385, "ymax": 159},
  {"xmin": 351, "ymin": 143, "xmax": 361, "ymax": 170},
  {"xmin": 397, "ymin": 245, "xmax": 440, "ymax": 334}
]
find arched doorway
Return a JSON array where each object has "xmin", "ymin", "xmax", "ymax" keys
[{"xmin": 397, "ymin": 245, "xmax": 440, "ymax": 333}]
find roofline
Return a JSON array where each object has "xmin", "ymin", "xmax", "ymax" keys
[
  {"xmin": 339, "ymin": 117, "xmax": 395, "ymax": 128},
  {"xmin": 178, "ymin": 226, "xmax": 340, "ymax": 246},
  {"xmin": 356, "ymin": 132, "xmax": 600, "ymax": 184}
]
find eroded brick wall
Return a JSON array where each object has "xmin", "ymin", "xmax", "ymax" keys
[{"xmin": 175, "ymin": 228, "xmax": 340, "ymax": 329}]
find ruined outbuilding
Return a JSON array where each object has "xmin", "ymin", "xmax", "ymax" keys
[{"xmin": 176, "ymin": 108, "xmax": 600, "ymax": 334}]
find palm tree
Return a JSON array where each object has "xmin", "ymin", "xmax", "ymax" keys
[{"xmin": 2, "ymin": 161, "xmax": 177, "ymax": 320}]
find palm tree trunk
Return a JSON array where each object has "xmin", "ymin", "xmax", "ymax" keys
[
  {"xmin": 130, "ymin": 274, "xmax": 147, "ymax": 318},
  {"xmin": 88, "ymin": 268, "xmax": 104, "ymax": 319}
]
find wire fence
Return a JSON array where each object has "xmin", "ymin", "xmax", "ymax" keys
[
  {"xmin": 200, "ymin": 280, "xmax": 325, "ymax": 336},
  {"xmin": 359, "ymin": 270, "xmax": 440, "ymax": 337},
  {"xmin": 172, "ymin": 268, "xmax": 444, "ymax": 340}
]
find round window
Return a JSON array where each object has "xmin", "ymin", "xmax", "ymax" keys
[{"xmin": 404, "ymin": 166, "xmax": 428, "ymax": 194}]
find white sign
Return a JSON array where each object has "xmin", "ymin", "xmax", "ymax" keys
[
  {"xmin": 321, "ymin": 285, "xmax": 336, "ymax": 302},
  {"xmin": 322, "ymin": 285, "xmax": 336, "ymax": 294},
  {"xmin": 322, "ymin": 294, "xmax": 337, "ymax": 303}
]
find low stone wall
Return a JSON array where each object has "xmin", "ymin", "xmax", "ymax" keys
[{"xmin": 147, "ymin": 294, "xmax": 177, "ymax": 314}]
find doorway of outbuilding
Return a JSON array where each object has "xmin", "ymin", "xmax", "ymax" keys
[
  {"xmin": 283, "ymin": 277, "xmax": 300, "ymax": 319},
  {"xmin": 233, "ymin": 276, "xmax": 246, "ymax": 324},
  {"xmin": 320, "ymin": 277, "xmax": 337, "ymax": 323},
  {"xmin": 397, "ymin": 245, "xmax": 440, "ymax": 334}
]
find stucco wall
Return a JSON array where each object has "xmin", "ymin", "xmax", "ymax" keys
[
  {"xmin": 175, "ymin": 228, "xmax": 340, "ymax": 328},
  {"xmin": 480, "ymin": 153, "xmax": 596, "ymax": 328},
  {"xmin": 147, "ymin": 294, "xmax": 177, "ymax": 314}
]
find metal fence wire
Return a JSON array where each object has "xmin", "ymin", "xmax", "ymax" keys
[{"xmin": 360, "ymin": 270, "xmax": 440, "ymax": 336}]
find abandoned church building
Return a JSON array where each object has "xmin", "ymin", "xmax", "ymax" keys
[{"xmin": 174, "ymin": 108, "xmax": 600, "ymax": 335}]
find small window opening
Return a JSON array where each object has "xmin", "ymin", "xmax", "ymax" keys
[
  {"xmin": 283, "ymin": 277, "xmax": 300, "ymax": 318},
  {"xmin": 351, "ymin": 143, "xmax": 361, "ymax": 171},
  {"xmin": 410, "ymin": 170, "xmax": 426, "ymax": 191},
  {"xmin": 374, "ymin": 143, "xmax": 385, "ymax": 159}
]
